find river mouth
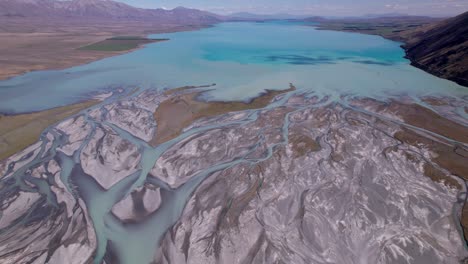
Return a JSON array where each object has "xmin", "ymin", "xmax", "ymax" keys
[{"xmin": 0, "ymin": 21, "xmax": 468, "ymax": 264}]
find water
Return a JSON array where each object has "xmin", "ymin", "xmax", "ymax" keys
[
  {"xmin": 1, "ymin": 21, "xmax": 468, "ymax": 264},
  {"xmin": 0, "ymin": 21, "xmax": 466, "ymax": 114}
]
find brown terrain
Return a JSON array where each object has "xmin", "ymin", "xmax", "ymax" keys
[
  {"xmin": 0, "ymin": 21, "xmax": 184, "ymax": 80},
  {"xmin": 0, "ymin": 0, "xmax": 223, "ymax": 80},
  {"xmin": 404, "ymin": 12, "xmax": 468, "ymax": 87},
  {"xmin": 351, "ymin": 98, "xmax": 468, "ymax": 239},
  {"xmin": 0, "ymin": 100, "xmax": 99, "ymax": 160},
  {"xmin": 395, "ymin": 127, "xmax": 468, "ymax": 239},
  {"xmin": 152, "ymin": 85, "xmax": 295, "ymax": 145},
  {"xmin": 0, "ymin": 0, "xmax": 224, "ymax": 160},
  {"xmin": 314, "ymin": 12, "xmax": 468, "ymax": 87},
  {"xmin": 312, "ymin": 16, "xmax": 440, "ymax": 42}
]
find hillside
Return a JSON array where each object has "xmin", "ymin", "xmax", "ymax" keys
[
  {"xmin": 313, "ymin": 13, "xmax": 468, "ymax": 87},
  {"xmin": 404, "ymin": 11, "xmax": 468, "ymax": 87},
  {"xmin": 311, "ymin": 16, "xmax": 440, "ymax": 42}
]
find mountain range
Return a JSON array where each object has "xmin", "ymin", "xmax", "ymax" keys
[
  {"xmin": 229, "ymin": 12, "xmax": 309, "ymax": 20},
  {"xmin": 0, "ymin": 0, "xmax": 223, "ymax": 24}
]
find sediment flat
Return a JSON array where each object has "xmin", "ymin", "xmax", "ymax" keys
[{"xmin": 1, "ymin": 86, "xmax": 467, "ymax": 263}]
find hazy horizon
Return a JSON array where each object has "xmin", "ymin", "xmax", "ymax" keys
[{"xmin": 119, "ymin": 0, "xmax": 468, "ymax": 17}]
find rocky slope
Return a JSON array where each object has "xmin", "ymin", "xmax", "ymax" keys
[{"xmin": 404, "ymin": 11, "xmax": 468, "ymax": 87}]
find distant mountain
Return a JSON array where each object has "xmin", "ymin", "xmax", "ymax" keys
[
  {"xmin": 303, "ymin": 16, "xmax": 328, "ymax": 22},
  {"xmin": 404, "ymin": 11, "xmax": 468, "ymax": 87},
  {"xmin": 0, "ymin": 0, "xmax": 223, "ymax": 24},
  {"xmin": 362, "ymin": 13, "xmax": 409, "ymax": 18},
  {"xmin": 229, "ymin": 12, "xmax": 309, "ymax": 20}
]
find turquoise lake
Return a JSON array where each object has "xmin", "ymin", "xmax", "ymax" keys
[{"xmin": 0, "ymin": 21, "xmax": 467, "ymax": 114}]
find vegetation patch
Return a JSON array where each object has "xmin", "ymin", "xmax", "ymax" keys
[
  {"xmin": 0, "ymin": 100, "xmax": 99, "ymax": 161},
  {"xmin": 79, "ymin": 36, "xmax": 168, "ymax": 51},
  {"xmin": 397, "ymin": 103, "xmax": 468, "ymax": 144},
  {"xmin": 394, "ymin": 128, "xmax": 468, "ymax": 240},
  {"xmin": 289, "ymin": 132, "xmax": 321, "ymax": 157},
  {"xmin": 423, "ymin": 163, "xmax": 461, "ymax": 190},
  {"xmin": 394, "ymin": 129, "xmax": 468, "ymax": 181},
  {"xmin": 151, "ymin": 85, "xmax": 295, "ymax": 146}
]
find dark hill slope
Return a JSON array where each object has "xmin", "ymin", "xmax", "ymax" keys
[{"xmin": 404, "ymin": 12, "xmax": 468, "ymax": 87}]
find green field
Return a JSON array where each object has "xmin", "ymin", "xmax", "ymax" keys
[{"xmin": 79, "ymin": 36, "xmax": 168, "ymax": 51}]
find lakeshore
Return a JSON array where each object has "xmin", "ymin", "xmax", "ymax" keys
[{"xmin": 0, "ymin": 19, "xmax": 210, "ymax": 80}]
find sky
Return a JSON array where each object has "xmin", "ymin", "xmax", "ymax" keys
[{"xmin": 119, "ymin": 0, "xmax": 468, "ymax": 17}]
